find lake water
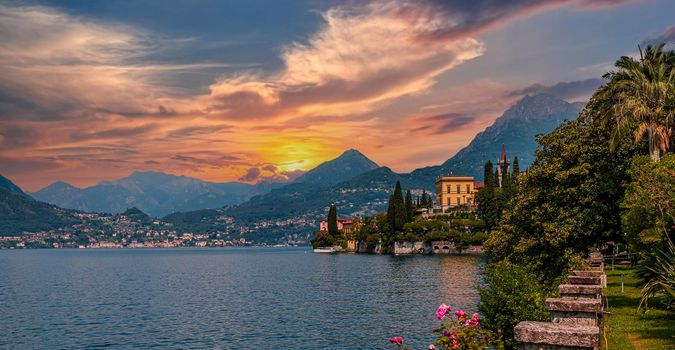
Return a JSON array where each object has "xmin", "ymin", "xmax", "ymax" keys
[{"xmin": 0, "ymin": 247, "xmax": 485, "ymax": 349}]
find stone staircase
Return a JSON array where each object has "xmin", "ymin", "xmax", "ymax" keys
[{"xmin": 514, "ymin": 253, "xmax": 606, "ymax": 349}]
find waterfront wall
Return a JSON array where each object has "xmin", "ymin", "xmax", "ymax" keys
[{"xmin": 389, "ymin": 241, "xmax": 484, "ymax": 255}]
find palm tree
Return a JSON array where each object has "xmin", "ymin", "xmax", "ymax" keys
[{"xmin": 601, "ymin": 43, "xmax": 674, "ymax": 161}]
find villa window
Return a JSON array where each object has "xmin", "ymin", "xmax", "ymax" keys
[
  {"xmin": 456, "ymin": 185, "xmax": 460, "ymax": 193},
  {"xmin": 456, "ymin": 198, "xmax": 461, "ymax": 206},
  {"xmin": 466, "ymin": 184, "xmax": 470, "ymax": 193},
  {"xmin": 447, "ymin": 185, "xmax": 451, "ymax": 193},
  {"xmin": 447, "ymin": 198, "xmax": 451, "ymax": 206}
]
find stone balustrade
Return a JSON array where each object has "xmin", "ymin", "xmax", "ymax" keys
[{"xmin": 514, "ymin": 254, "xmax": 606, "ymax": 349}]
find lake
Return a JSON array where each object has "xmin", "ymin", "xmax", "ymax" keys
[{"xmin": 0, "ymin": 247, "xmax": 485, "ymax": 349}]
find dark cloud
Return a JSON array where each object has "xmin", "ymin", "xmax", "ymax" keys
[
  {"xmin": 71, "ymin": 124, "xmax": 158, "ymax": 141},
  {"xmin": 262, "ymin": 164, "xmax": 278, "ymax": 172},
  {"xmin": 508, "ymin": 78, "xmax": 603, "ymax": 101},
  {"xmin": 413, "ymin": 112, "xmax": 476, "ymax": 135},
  {"xmin": 642, "ymin": 25, "xmax": 675, "ymax": 47},
  {"xmin": 167, "ymin": 125, "xmax": 232, "ymax": 138},
  {"xmin": 144, "ymin": 160, "xmax": 160, "ymax": 165},
  {"xmin": 239, "ymin": 167, "xmax": 261, "ymax": 182}
]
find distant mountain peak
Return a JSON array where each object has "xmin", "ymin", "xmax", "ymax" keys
[
  {"xmin": 46, "ymin": 181, "xmax": 78, "ymax": 190},
  {"xmin": 292, "ymin": 149, "xmax": 379, "ymax": 187}
]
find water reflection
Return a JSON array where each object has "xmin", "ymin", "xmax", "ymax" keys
[{"xmin": 0, "ymin": 248, "xmax": 485, "ymax": 350}]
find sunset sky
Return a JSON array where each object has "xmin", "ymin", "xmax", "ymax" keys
[{"xmin": 1, "ymin": 0, "xmax": 673, "ymax": 191}]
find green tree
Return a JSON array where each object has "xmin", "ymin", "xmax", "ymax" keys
[
  {"xmin": 601, "ymin": 44, "xmax": 674, "ymax": 161},
  {"xmin": 405, "ymin": 190, "xmax": 414, "ymax": 223},
  {"xmin": 327, "ymin": 204, "xmax": 338, "ymax": 238},
  {"xmin": 477, "ymin": 161, "xmax": 500, "ymax": 231},
  {"xmin": 478, "ymin": 262, "xmax": 550, "ymax": 348},
  {"xmin": 621, "ymin": 154, "xmax": 675, "ymax": 252},
  {"xmin": 484, "ymin": 160, "xmax": 494, "ymax": 187},
  {"xmin": 484, "ymin": 93, "xmax": 645, "ymax": 284},
  {"xmin": 387, "ymin": 181, "xmax": 406, "ymax": 236},
  {"xmin": 512, "ymin": 157, "xmax": 520, "ymax": 178}
]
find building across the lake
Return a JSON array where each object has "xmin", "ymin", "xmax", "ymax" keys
[
  {"xmin": 319, "ymin": 218, "xmax": 361, "ymax": 235},
  {"xmin": 435, "ymin": 175, "xmax": 482, "ymax": 211}
]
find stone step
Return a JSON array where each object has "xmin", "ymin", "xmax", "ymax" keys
[
  {"xmin": 546, "ymin": 297, "xmax": 602, "ymax": 326},
  {"xmin": 573, "ymin": 270, "xmax": 603, "ymax": 277},
  {"xmin": 559, "ymin": 284, "xmax": 603, "ymax": 299},
  {"xmin": 569, "ymin": 275, "xmax": 601, "ymax": 285},
  {"xmin": 546, "ymin": 298, "xmax": 602, "ymax": 313},
  {"xmin": 515, "ymin": 321, "xmax": 600, "ymax": 349},
  {"xmin": 572, "ymin": 271, "xmax": 607, "ymax": 288}
]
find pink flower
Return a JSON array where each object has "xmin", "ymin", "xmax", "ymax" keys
[
  {"xmin": 455, "ymin": 309, "xmax": 467, "ymax": 318},
  {"xmin": 436, "ymin": 304, "xmax": 452, "ymax": 319},
  {"xmin": 464, "ymin": 318, "xmax": 479, "ymax": 327},
  {"xmin": 428, "ymin": 345, "xmax": 436, "ymax": 350},
  {"xmin": 472, "ymin": 313, "xmax": 480, "ymax": 320},
  {"xmin": 389, "ymin": 337, "xmax": 404, "ymax": 344}
]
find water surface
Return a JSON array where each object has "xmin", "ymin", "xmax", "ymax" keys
[{"xmin": 0, "ymin": 247, "xmax": 484, "ymax": 349}]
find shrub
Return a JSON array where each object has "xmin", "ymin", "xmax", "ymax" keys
[
  {"xmin": 388, "ymin": 304, "xmax": 503, "ymax": 350},
  {"xmin": 311, "ymin": 230, "xmax": 334, "ymax": 248},
  {"xmin": 636, "ymin": 237, "xmax": 675, "ymax": 311},
  {"xmin": 478, "ymin": 262, "xmax": 549, "ymax": 348}
]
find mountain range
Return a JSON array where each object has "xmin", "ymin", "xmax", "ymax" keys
[
  {"xmin": 164, "ymin": 93, "xmax": 584, "ymax": 240},
  {"xmin": 30, "ymin": 171, "xmax": 286, "ymax": 217},
  {"xmin": 6, "ymin": 93, "xmax": 584, "ymax": 240}
]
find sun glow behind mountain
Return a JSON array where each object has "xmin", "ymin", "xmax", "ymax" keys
[{"xmin": 0, "ymin": 0, "xmax": 672, "ymax": 191}]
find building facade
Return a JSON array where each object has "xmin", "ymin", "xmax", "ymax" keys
[
  {"xmin": 319, "ymin": 218, "xmax": 361, "ymax": 235},
  {"xmin": 435, "ymin": 175, "xmax": 480, "ymax": 211}
]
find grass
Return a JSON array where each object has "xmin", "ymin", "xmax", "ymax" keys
[{"xmin": 604, "ymin": 265, "xmax": 675, "ymax": 349}]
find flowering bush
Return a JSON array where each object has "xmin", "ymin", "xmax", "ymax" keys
[{"xmin": 389, "ymin": 304, "xmax": 503, "ymax": 350}]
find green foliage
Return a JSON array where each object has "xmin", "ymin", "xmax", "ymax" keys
[
  {"xmin": 0, "ymin": 188, "xmax": 81, "ymax": 235},
  {"xmin": 327, "ymin": 204, "xmax": 338, "ymax": 238},
  {"xmin": 311, "ymin": 230, "xmax": 335, "ymax": 248},
  {"xmin": 387, "ymin": 181, "xmax": 407, "ymax": 237},
  {"xmin": 478, "ymin": 262, "xmax": 549, "ymax": 349},
  {"xmin": 477, "ymin": 157, "xmax": 518, "ymax": 231},
  {"xmin": 484, "ymin": 95, "xmax": 645, "ymax": 284},
  {"xmin": 404, "ymin": 218, "xmax": 450, "ymax": 238},
  {"xmin": 636, "ymin": 237, "xmax": 675, "ymax": 310},
  {"xmin": 621, "ymin": 154, "xmax": 675, "ymax": 251},
  {"xmin": 600, "ymin": 44, "xmax": 674, "ymax": 161},
  {"xmin": 418, "ymin": 189, "xmax": 433, "ymax": 209},
  {"xmin": 404, "ymin": 190, "xmax": 414, "ymax": 223}
]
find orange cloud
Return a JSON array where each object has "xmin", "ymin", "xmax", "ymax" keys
[{"xmin": 0, "ymin": 0, "xmax": 631, "ymax": 191}]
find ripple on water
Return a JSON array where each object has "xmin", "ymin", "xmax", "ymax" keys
[{"xmin": 0, "ymin": 248, "xmax": 485, "ymax": 349}]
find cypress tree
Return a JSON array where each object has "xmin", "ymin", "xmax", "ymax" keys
[
  {"xmin": 501, "ymin": 161, "xmax": 510, "ymax": 190},
  {"xmin": 405, "ymin": 190, "xmax": 414, "ymax": 222},
  {"xmin": 484, "ymin": 161, "xmax": 494, "ymax": 186},
  {"xmin": 386, "ymin": 194, "xmax": 394, "ymax": 234},
  {"xmin": 388, "ymin": 181, "xmax": 406, "ymax": 234},
  {"xmin": 512, "ymin": 157, "xmax": 520, "ymax": 178},
  {"xmin": 327, "ymin": 204, "xmax": 338, "ymax": 237}
]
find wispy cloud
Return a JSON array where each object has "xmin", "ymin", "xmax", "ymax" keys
[{"xmin": 0, "ymin": 0, "xmax": 650, "ymax": 190}]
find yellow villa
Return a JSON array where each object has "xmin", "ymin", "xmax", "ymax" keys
[{"xmin": 435, "ymin": 175, "xmax": 482, "ymax": 211}]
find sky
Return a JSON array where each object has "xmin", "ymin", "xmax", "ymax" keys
[{"xmin": 0, "ymin": 0, "xmax": 673, "ymax": 191}]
